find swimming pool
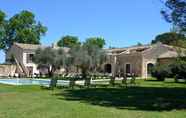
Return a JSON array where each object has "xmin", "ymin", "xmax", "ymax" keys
[
  {"xmin": 0, "ymin": 79, "xmax": 51, "ymax": 85},
  {"xmin": 0, "ymin": 78, "xmax": 72, "ymax": 86}
]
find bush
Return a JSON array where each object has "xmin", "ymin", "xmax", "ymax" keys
[
  {"xmin": 152, "ymin": 59, "xmax": 186, "ymax": 82},
  {"xmin": 152, "ymin": 64, "xmax": 173, "ymax": 81},
  {"xmin": 169, "ymin": 60, "xmax": 186, "ymax": 81}
]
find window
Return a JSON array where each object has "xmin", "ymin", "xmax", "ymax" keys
[{"xmin": 26, "ymin": 54, "xmax": 34, "ymax": 63}]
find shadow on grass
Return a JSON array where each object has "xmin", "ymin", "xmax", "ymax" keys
[{"xmin": 55, "ymin": 86, "xmax": 186, "ymax": 111}]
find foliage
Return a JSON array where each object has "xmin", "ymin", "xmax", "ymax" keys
[
  {"xmin": 33, "ymin": 47, "xmax": 68, "ymax": 77},
  {"xmin": 137, "ymin": 42, "xmax": 143, "ymax": 46},
  {"xmin": 151, "ymin": 32, "xmax": 186, "ymax": 48},
  {"xmin": 69, "ymin": 43, "xmax": 106, "ymax": 87},
  {"xmin": 152, "ymin": 64, "xmax": 173, "ymax": 81},
  {"xmin": 161, "ymin": 0, "xmax": 186, "ymax": 33},
  {"xmin": 57, "ymin": 35, "xmax": 81, "ymax": 48},
  {"xmin": 169, "ymin": 60, "xmax": 186, "ymax": 80},
  {"xmin": 84, "ymin": 37, "xmax": 105, "ymax": 48},
  {"xmin": 0, "ymin": 10, "xmax": 47, "ymax": 51},
  {"xmin": 152, "ymin": 58, "xmax": 186, "ymax": 81},
  {"xmin": 0, "ymin": 10, "xmax": 6, "ymax": 49}
]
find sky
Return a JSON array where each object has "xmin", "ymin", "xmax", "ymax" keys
[{"xmin": 0, "ymin": 0, "xmax": 171, "ymax": 63}]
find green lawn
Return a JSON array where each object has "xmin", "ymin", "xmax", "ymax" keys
[{"xmin": 0, "ymin": 79, "xmax": 186, "ymax": 118}]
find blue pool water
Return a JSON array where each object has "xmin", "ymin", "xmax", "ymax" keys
[
  {"xmin": 0, "ymin": 79, "xmax": 51, "ymax": 85},
  {"xmin": 0, "ymin": 79, "xmax": 71, "ymax": 86}
]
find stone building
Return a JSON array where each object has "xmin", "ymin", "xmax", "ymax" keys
[
  {"xmin": 104, "ymin": 43, "xmax": 185, "ymax": 78},
  {"xmin": 0, "ymin": 64, "xmax": 16, "ymax": 77},
  {"xmin": 5, "ymin": 43, "xmax": 68, "ymax": 77},
  {"xmin": 2, "ymin": 42, "xmax": 185, "ymax": 78}
]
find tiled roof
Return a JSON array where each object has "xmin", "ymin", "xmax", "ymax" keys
[
  {"xmin": 106, "ymin": 44, "xmax": 152, "ymax": 54},
  {"xmin": 158, "ymin": 49, "xmax": 186, "ymax": 58},
  {"xmin": 14, "ymin": 43, "xmax": 45, "ymax": 50},
  {"xmin": 158, "ymin": 51, "xmax": 179, "ymax": 58},
  {"xmin": 14, "ymin": 43, "xmax": 70, "ymax": 52}
]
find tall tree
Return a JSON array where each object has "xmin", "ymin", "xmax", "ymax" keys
[
  {"xmin": 151, "ymin": 32, "xmax": 186, "ymax": 48},
  {"xmin": 0, "ymin": 10, "xmax": 47, "ymax": 51},
  {"xmin": 0, "ymin": 10, "xmax": 6, "ymax": 49},
  {"xmin": 84, "ymin": 37, "xmax": 105, "ymax": 48},
  {"xmin": 161, "ymin": 0, "xmax": 186, "ymax": 33},
  {"xmin": 57, "ymin": 35, "xmax": 81, "ymax": 48}
]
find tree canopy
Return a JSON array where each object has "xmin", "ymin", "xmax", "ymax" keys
[
  {"xmin": 84, "ymin": 37, "xmax": 105, "ymax": 48},
  {"xmin": 0, "ymin": 10, "xmax": 47, "ymax": 51},
  {"xmin": 33, "ymin": 47, "xmax": 68, "ymax": 77},
  {"xmin": 151, "ymin": 32, "xmax": 186, "ymax": 48},
  {"xmin": 161, "ymin": 0, "xmax": 186, "ymax": 33},
  {"xmin": 69, "ymin": 41, "xmax": 106, "ymax": 86},
  {"xmin": 57, "ymin": 35, "xmax": 81, "ymax": 48},
  {"xmin": 0, "ymin": 10, "xmax": 5, "ymax": 24}
]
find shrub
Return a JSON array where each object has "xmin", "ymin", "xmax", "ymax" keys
[
  {"xmin": 152, "ymin": 59, "xmax": 186, "ymax": 82},
  {"xmin": 152, "ymin": 64, "xmax": 173, "ymax": 81},
  {"xmin": 169, "ymin": 60, "xmax": 186, "ymax": 82}
]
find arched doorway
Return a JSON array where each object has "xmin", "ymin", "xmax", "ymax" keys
[
  {"xmin": 147, "ymin": 63, "xmax": 154, "ymax": 77},
  {"xmin": 104, "ymin": 64, "xmax": 112, "ymax": 73}
]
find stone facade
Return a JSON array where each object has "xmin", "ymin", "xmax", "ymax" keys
[
  {"xmin": 0, "ymin": 64, "xmax": 16, "ymax": 77},
  {"xmin": 3, "ymin": 42, "xmax": 184, "ymax": 78},
  {"xmin": 104, "ymin": 43, "xmax": 185, "ymax": 78},
  {"xmin": 5, "ymin": 43, "xmax": 69, "ymax": 77},
  {"xmin": 6, "ymin": 43, "xmax": 43, "ymax": 77}
]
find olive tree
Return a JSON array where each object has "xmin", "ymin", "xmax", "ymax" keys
[
  {"xmin": 33, "ymin": 47, "xmax": 67, "ymax": 77},
  {"xmin": 69, "ymin": 43, "xmax": 106, "ymax": 87}
]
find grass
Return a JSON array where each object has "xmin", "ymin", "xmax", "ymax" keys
[{"xmin": 0, "ymin": 79, "xmax": 186, "ymax": 118}]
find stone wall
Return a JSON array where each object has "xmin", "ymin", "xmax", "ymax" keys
[
  {"xmin": 0, "ymin": 64, "xmax": 16, "ymax": 77},
  {"xmin": 142, "ymin": 44, "xmax": 171, "ymax": 78},
  {"xmin": 158, "ymin": 58, "xmax": 176, "ymax": 65},
  {"xmin": 117, "ymin": 52, "xmax": 143, "ymax": 77}
]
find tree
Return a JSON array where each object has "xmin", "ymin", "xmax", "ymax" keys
[
  {"xmin": 151, "ymin": 32, "xmax": 186, "ymax": 48},
  {"xmin": 0, "ymin": 10, "xmax": 6, "ymax": 49},
  {"xmin": 170, "ymin": 60, "xmax": 186, "ymax": 81},
  {"xmin": 0, "ymin": 10, "xmax": 5, "ymax": 23},
  {"xmin": 0, "ymin": 10, "xmax": 47, "ymax": 51},
  {"xmin": 57, "ymin": 35, "xmax": 81, "ymax": 48},
  {"xmin": 161, "ymin": 0, "xmax": 186, "ymax": 33},
  {"xmin": 84, "ymin": 37, "xmax": 105, "ymax": 48},
  {"xmin": 137, "ymin": 42, "xmax": 143, "ymax": 46},
  {"xmin": 33, "ymin": 47, "xmax": 67, "ymax": 77},
  {"xmin": 152, "ymin": 64, "xmax": 173, "ymax": 81},
  {"xmin": 69, "ymin": 43, "xmax": 106, "ymax": 87}
]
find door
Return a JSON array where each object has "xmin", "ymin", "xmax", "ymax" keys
[{"xmin": 126, "ymin": 64, "xmax": 131, "ymax": 74}]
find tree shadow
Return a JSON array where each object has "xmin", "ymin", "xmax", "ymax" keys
[
  {"xmin": 145, "ymin": 79, "xmax": 160, "ymax": 82},
  {"xmin": 55, "ymin": 86, "xmax": 186, "ymax": 111}
]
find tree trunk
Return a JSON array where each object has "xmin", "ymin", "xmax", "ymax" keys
[
  {"xmin": 69, "ymin": 77, "xmax": 75, "ymax": 89},
  {"xmin": 48, "ymin": 67, "xmax": 53, "ymax": 78},
  {"xmin": 110, "ymin": 76, "xmax": 115, "ymax": 86},
  {"xmin": 122, "ymin": 74, "xmax": 127, "ymax": 86},
  {"xmin": 82, "ymin": 68, "xmax": 90, "ymax": 87},
  {"xmin": 47, "ymin": 67, "xmax": 57, "ymax": 90}
]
